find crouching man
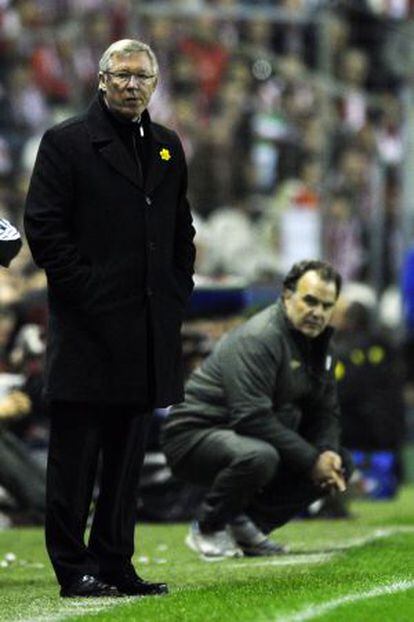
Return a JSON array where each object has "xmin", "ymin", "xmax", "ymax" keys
[{"xmin": 161, "ymin": 260, "xmax": 352, "ymax": 558}]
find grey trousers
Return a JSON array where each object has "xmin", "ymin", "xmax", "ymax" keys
[
  {"xmin": 169, "ymin": 429, "xmax": 353, "ymax": 533},
  {"xmin": 0, "ymin": 429, "xmax": 46, "ymax": 521}
]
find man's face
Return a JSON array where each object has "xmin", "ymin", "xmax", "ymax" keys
[
  {"xmin": 283, "ymin": 270, "xmax": 338, "ymax": 338},
  {"xmin": 99, "ymin": 51, "xmax": 158, "ymax": 120}
]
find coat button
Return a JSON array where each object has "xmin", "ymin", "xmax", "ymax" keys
[
  {"xmin": 148, "ymin": 241, "xmax": 156, "ymax": 251},
  {"xmin": 145, "ymin": 196, "xmax": 152, "ymax": 206},
  {"xmin": 147, "ymin": 287, "xmax": 154, "ymax": 297}
]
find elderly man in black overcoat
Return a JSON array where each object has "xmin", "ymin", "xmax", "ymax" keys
[{"xmin": 24, "ymin": 39, "xmax": 195, "ymax": 598}]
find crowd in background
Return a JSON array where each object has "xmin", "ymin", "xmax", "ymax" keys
[
  {"xmin": 0, "ymin": 0, "xmax": 408, "ymax": 281},
  {"xmin": 0, "ymin": 0, "xmax": 413, "ymax": 524}
]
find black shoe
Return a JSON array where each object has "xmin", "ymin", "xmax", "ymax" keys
[
  {"xmin": 239, "ymin": 538, "xmax": 288, "ymax": 556},
  {"xmin": 60, "ymin": 574, "xmax": 120, "ymax": 598},
  {"xmin": 102, "ymin": 566, "xmax": 169, "ymax": 597},
  {"xmin": 229, "ymin": 515, "xmax": 288, "ymax": 557}
]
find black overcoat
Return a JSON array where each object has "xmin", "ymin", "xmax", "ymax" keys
[{"xmin": 24, "ymin": 95, "xmax": 196, "ymax": 406}]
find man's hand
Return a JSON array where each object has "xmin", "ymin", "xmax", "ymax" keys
[
  {"xmin": 312, "ymin": 450, "xmax": 346, "ymax": 492},
  {"xmin": 0, "ymin": 390, "xmax": 31, "ymax": 420}
]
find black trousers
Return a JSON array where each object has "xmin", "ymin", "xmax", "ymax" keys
[
  {"xmin": 170, "ymin": 429, "xmax": 353, "ymax": 534},
  {"xmin": 46, "ymin": 401, "xmax": 152, "ymax": 586}
]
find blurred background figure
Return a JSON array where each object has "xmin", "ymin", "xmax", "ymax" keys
[
  {"xmin": 333, "ymin": 298, "xmax": 405, "ymax": 501},
  {"xmin": 335, "ymin": 300, "xmax": 405, "ymax": 457},
  {"xmin": 0, "ymin": 217, "xmax": 46, "ymax": 527}
]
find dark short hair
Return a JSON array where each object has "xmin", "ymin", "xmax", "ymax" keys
[{"xmin": 283, "ymin": 260, "xmax": 342, "ymax": 298}]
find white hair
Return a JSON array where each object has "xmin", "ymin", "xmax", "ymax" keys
[{"xmin": 99, "ymin": 39, "xmax": 159, "ymax": 75}]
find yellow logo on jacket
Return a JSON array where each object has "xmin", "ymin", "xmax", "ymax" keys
[
  {"xmin": 290, "ymin": 360, "xmax": 301, "ymax": 370},
  {"xmin": 160, "ymin": 148, "xmax": 171, "ymax": 161}
]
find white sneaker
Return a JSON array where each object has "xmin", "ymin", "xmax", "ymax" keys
[{"xmin": 185, "ymin": 521, "xmax": 243, "ymax": 559}]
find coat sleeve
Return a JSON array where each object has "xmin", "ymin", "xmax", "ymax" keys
[
  {"xmin": 220, "ymin": 333, "xmax": 320, "ymax": 472},
  {"xmin": 173, "ymin": 138, "xmax": 196, "ymax": 298},
  {"xmin": 24, "ymin": 128, "xmax": 96, "ymax": 310}
]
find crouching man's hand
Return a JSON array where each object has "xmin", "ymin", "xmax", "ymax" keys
[{"xmin": 311, "ymin": 450, "xmax": 346, "ymax": 493}]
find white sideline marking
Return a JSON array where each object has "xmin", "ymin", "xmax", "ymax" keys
[
  {"xmin": 15, "ymin": 598, "xmax": 135, "ymax": 622},
  {"xmin": 226, "ymin": 526, "xmax": 414, "ymax": 571},
  {"xmin": 323, "ymin": 526, "xmax": 414, "ymax": 550},
  {"xmin": 276, "ymin": 580, "xmax": 414, "ymax": 622},
  {"xmin": 227, "ymin": 553, "xmax": 335, "ymax": 569}
]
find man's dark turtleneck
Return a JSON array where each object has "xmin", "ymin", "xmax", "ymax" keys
[{"xmin": 98, "ymin": 90, "xmax": 150, "ymax": 184}]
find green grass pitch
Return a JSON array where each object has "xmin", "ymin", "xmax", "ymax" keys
[{"xmin": 0, "ymin": 486, "xmax": 413, "ymax": 621}]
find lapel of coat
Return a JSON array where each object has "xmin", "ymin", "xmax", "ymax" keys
[
  {"xmin": 144, "ymin": 113, "xmax": 175, "ymax": 195},
  {"xmin": 85, "ymin": 95, "xmax": 143, "ymax": 189}
]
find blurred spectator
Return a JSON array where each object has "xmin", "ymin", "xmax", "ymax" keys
[
  {"xmin": 179, "ymin": 15, "xmax": 230, "ymax": 113},
  {"xmin": 0, "ymin": 387, "xmax": 46, "ymax": 526},
  {"xmin": 0, "ymin": 222, "xmax": 46, "ymax": 526},
  {"xmin": 196, "ymin": 199, "xmax": 278, "ymax": 280},
  {"xmin": 7, "ymin": 65, "xmax": 51, "ymax": 135},
  {"xmin": 326, "ymin": 13, "xmax": 351, "ymax": 81},
  {"xmin": 189, "ymin": 105, "xmax": 250, "ymax": 215},
  {"xmin": 375, "ymin": 94, "xmax": 403, "ymax": 167},
  {"xmin": 30, "ymin": 36, "xmax": 72, "ymax": 104},
  {"xmin": 337, "ymin": 48, "xmax": 370, "ymax": 132},
  {"xmin": 325, "ymin": 192, "xmax": 364, "ymax": 281},
  {"xmin": 334, "ymin": 300, "xmax": 405, "ymax": 480},
  {"xmin": 0, "ymin": 2, "xmax": 22, "ymax": 76},
  {"xmin": 260, "ymin": 155, "xmax": 322, "ymax": 261}
]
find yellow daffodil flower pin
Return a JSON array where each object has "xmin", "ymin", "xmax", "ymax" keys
[{"xmin": 160, "ymin": 148, "xmax": 171, "ymax": 161}]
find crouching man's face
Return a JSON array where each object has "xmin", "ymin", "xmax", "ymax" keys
[{"xmin": 283, "ymin": 270, "xmax": 338, "ymax": 338}]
